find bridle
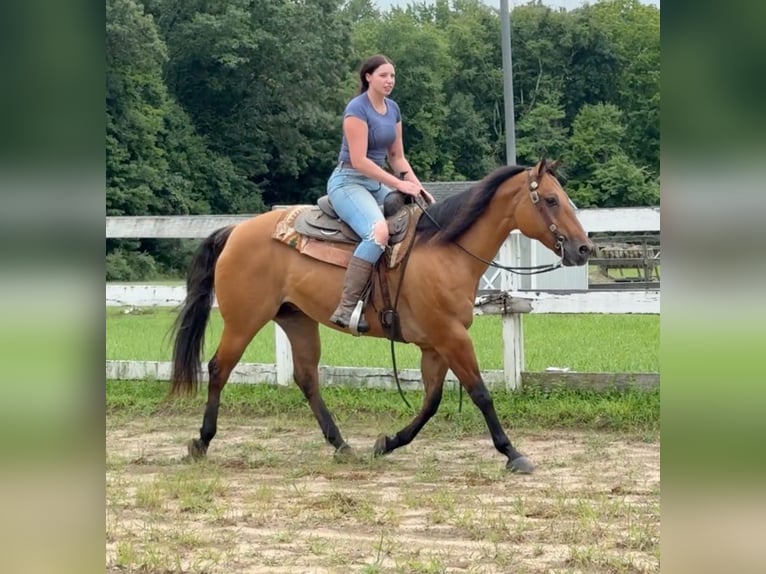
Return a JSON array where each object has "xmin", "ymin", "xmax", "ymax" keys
[
  {"xmin": 527, "ymin": 169, "xmax": 567, "ymax": 256},
  {"xmin": 416, "ymin": 167, "xmax": 567, "ymax": 275}
]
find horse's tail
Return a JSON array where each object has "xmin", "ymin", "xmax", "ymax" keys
[{"xmin": 169, "ymin": 225, "xmax": 234, "ymax": 397}]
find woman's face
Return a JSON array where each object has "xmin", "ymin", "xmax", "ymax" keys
[{"xmin": 366, "ymin": 63, "xmax": 395, "ymax": 96}]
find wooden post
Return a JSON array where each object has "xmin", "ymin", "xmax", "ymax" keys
[
  {"xmin": 499, "ymin": 233, "xmax": 524, "ymax": 391},
  {"xmin": 274, "ymin": 324, "xmax": 293, "ymax": 386}
]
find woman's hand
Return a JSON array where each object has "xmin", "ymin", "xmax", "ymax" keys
[
  {"xmin": 419, "ymin": 188, "xmax": 435, "ymax": 204},
  {"xmin": 396, "ymin": 180, "xmax": 435, "ymax": 204}
]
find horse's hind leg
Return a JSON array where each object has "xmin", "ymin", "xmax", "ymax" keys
[
  {"xmin": 275, "ymin": 305, "xmax": 354, "ymax": 457},
  {"xmin": 373, "ymin": 347, "xmax": 448, "ymax": 457},
  {"xmin": 188, "ymin": 324, "xmax": 259, "ymax": 459}
]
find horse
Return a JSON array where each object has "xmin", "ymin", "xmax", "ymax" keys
[{"xmin": 169, "ymin": 159, "xmax": 593, "ymax": 473}]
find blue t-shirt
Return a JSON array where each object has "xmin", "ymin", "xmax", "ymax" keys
[{"xmin": 338, "ymin": 93, "xmax": 401, "ymax": 166}]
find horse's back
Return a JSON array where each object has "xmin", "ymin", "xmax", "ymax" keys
[
  {"xmin": 212, "ymin": 210, "xmax": 289, "ymax": 303},
  {"xmin": 213, "ymin": 208, "xmax": 341, "ymax": 310}
]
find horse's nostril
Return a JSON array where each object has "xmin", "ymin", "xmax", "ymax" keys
[{"xmin": 579, "ymin": 244, "xmax": 590, "ymax": 256}]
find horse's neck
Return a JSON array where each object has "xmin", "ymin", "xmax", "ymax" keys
[{"xmin": 456, "ymin": 187, "xmax": 523, "ymax": 272}]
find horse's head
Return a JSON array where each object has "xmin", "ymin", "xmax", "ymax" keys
[{"xmin": 514, "ymin": 159, "xmax": 593, "ymax": 266}]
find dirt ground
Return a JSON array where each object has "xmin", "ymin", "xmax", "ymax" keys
[{"xmin": 106, "ymin": 415, "xmax": 659, "ymax": 573}]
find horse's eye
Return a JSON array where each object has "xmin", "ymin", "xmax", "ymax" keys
[{"xmin": 545, "ymin": 197, "xmax": 558, "ymax": 207}]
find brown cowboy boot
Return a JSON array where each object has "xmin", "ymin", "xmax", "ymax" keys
[{"xmin": 330, "ymin": 256, "xmax": 373, "ymax": 333}]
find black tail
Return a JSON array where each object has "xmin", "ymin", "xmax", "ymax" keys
[{"xmin": 169, "ymin": 225, "xmax": 234, "ymax": 396}]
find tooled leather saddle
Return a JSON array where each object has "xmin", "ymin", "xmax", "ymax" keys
[{"xmin": 292, "ymin": 192, "xmax": 413, "ymax": 245}]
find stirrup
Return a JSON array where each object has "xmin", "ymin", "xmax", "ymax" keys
[{"xmin": 349, "ymin": 300, "xmax": 367, "ymax": 336}]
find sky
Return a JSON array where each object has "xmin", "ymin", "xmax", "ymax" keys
[{"xmin": 376, "ymin": 0, "xmax": 660, "ymax": 10}]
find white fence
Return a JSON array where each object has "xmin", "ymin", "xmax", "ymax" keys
[{"xmin": 106, "ymin": 206, "xmax": 660, "ymax": 391}]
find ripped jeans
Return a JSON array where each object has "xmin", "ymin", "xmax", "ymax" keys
[{"xmin": 327, "ymin": 164, "xmax": 395, "ymax": 263}]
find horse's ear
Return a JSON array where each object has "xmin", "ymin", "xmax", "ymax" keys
[
  {"xmin": 549, "ymin": 158, "xmax": 561, "ymax": 172},
  {"xmin": 534, "ymin": 156, "xmax": 547, "ymax": 178}
]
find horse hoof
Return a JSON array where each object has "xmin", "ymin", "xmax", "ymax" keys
[
  {"xmin": 333, "ymin": 443, "xmax": 358, "ymax": 463},
  {"xmin": 373, "ymin": 434, "xmax": 389, "ymax": 457},
  {"xmin": 507, "ymin": 456, "xmax": 534, "ymax": 474},
  {"xmin": 187, "ymin": 439, "xmax": 207, "ymax": 460}
]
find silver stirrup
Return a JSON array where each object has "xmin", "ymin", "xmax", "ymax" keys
[{"xmin": 349, "ymin": 300, "xmax": 365, "ymax": 337}]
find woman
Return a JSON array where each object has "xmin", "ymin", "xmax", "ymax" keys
[{"xmin": 328, "ymin": 54, "xmax": 435, "ymax": 334}]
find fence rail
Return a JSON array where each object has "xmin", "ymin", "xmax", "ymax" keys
[
  {"xmin": 106, "ymin": 285, "xmax": 659, "ymax": 315},
  {"xmin": 106, "ymin": 206, "xmax": 660, "ymax": 391},
  {"xmin": 106, "ymin": 207, "xmax": 659, "ymax": 238}
]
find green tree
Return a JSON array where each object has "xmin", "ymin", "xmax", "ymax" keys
[
  {"xmin": 438, "ymin": 0, "xmax": 506, "ymax": 165},
  {"xmin": 442, "ymin": 93, "xmax": 496, "ymax": 179},
  {"xmin": 566, "ymin": 103, "xmax": 658, "ymax": 207},
  {"xmin": 107, "ymin": 0, "xmax": 256, "ymax": 279},
  {"xmin": 343, "ymin": 0, "xmax": 380, "ymax": 22},
  {"xmin": 353, "ymin": 8, "xmax": 452, "ymax": 180},
  {"xmin": 515, "ymin": 91, "xmax": 569, "ymax": 165},
  {"xmin": 590, "ymin": 0, "xmax": 660, "ymax": 173},
  {"xmin": 148, "ymin": 0, "xmax": 354, "ymax": 205},
  {"xmin": 106, "ymin": 0, "xmax": 170, "ymax": 217},
  {"xmin": 108, "ymin": 0, "xmax": 257, "ymax": 217}
]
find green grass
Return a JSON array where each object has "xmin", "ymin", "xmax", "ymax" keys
[
  {"xmin": 106, "ymin": 379, "xmax": 659, "ymax": 434},
  {"xmin": 106, "ymin": 308, "xmax": 658, "ymax": 373}
]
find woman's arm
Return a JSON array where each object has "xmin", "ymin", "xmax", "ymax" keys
[
  {"xmin": 387, "ymin": 122, "xmax": 420, "ymax": 184},
  {"xmin": 387, "ymin": 122, "xmax": 435, "ymax": 203}
]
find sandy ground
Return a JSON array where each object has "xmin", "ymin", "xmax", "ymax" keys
[{"xmin": 106, "ymin": 415, "xmax": 659, "ymax": 573}]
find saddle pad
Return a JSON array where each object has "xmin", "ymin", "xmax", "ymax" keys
[
  {"xmin": 272, "ymin": 206, "xmax": 353, "ymax": 268},
  {"xmin": 272, "ymin": 205, "xmax": 422, "ymax": 269}
]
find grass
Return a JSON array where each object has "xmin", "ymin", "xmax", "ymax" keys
[
  {"xmin": 106, "ymin": 379, "xmax": 659, "ymax": 434},
  {"xmin": 106, "ymin": 302, "xmax": 660, "ymax": 573},
  {"xmin": 106, "ymin": 307, "xmax": 659, "ymax": 373}
]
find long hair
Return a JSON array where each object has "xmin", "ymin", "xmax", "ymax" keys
[{"xmin": 359, "ymin": 54, "xmax": 393, "ymax": 93}]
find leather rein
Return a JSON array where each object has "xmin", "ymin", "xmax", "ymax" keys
[
  {"xmin": 418, "ymin": 169, "xmax": 567, "ymax": 275},
  {"xmin": 380, "ymin": 167, "xmax": 567, "ymax": 411}
]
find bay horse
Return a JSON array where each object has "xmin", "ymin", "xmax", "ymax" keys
[{"xmin": 170, "ymin": 159, "xmax": 592, "ymax": 473}]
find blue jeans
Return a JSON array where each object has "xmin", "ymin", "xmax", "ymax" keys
[{"xmin": 327, "ymin": 165, "xmax": 395, "ymax": 263}]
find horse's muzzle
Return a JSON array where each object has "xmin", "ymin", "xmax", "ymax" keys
[{"xmin": 562, "ymin": 238, "xmax": 594, "ymax": 267}]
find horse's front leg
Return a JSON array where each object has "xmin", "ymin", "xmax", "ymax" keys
[
  {"xmin": 438, "ymin": 328, "xmax": 534, "ymax": 474},
  {"xmin": 373, "ymin": 347, "xmax": 448, "ymax": 457}
]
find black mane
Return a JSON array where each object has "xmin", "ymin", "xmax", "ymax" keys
[{"xmin": 416, "ymin": 165, "xmax": 527, "ymax": 244}]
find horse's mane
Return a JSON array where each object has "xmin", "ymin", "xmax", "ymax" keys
[{"xmin": 416, "ymin": 165, "xmax": 527, "ymax": 244}]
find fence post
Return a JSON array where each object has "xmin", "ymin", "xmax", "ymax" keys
[
  {"xmin": 270, "ymin": 204, "xmax": 294, "ymax": 387},
  {"xmin": 499, "ymin": 233, "xmax": 524, "ymax": 391},
  {"xmin": 274, "ymin": 324, "xmax": 293, "ymax": 386}
]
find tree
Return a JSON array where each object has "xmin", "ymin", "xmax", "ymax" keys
[
  {"xmin": 106, "ymin": 0, "xmax": 661, "ymax": 278},
  {"xmin": 438, "ymin": 0, "xmax": 505, "ymax": 165},
  {"xmin": 353, "ymin": 8, "xmax": 452, "ymax": 180},
  {"xmin": 441, "ymin": 93, "xmax": 496, "ymax": 179},
  {"xmin": 343, "ymin": 0, "xmax": 380, "ymax": 22},
  {"xmin": 566, "ymin": 103, "xmax": 658, "ymax": 207},
  {"xmin": 590, "ymin": 0, "xmax": 660, "ymax": 174},
  {"xmin": 106, "ymin": 0, "xmax": 171, "ymax": 217},
  {"xmin": 148, "ymin": 0, "xmax": 354, "ymax": 205},
  {"xmin": 107, "ymin": 0, "xmax": 258, "ymax": 279},
  {"xmin": 515, "ymin": 91, "xmax": 569, "ymax": 166}
]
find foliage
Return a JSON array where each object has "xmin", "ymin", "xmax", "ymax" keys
[
  {"xmin": 565, "ymin": 103, "xmax": 659, "ymax": 206},
  {"xmin": 106, "ymin": 0, "xmax": 260, "ymax": 278},
  {"xmin": 107, "ymin": 0, "xmax": 660, "ymax": 279}
]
